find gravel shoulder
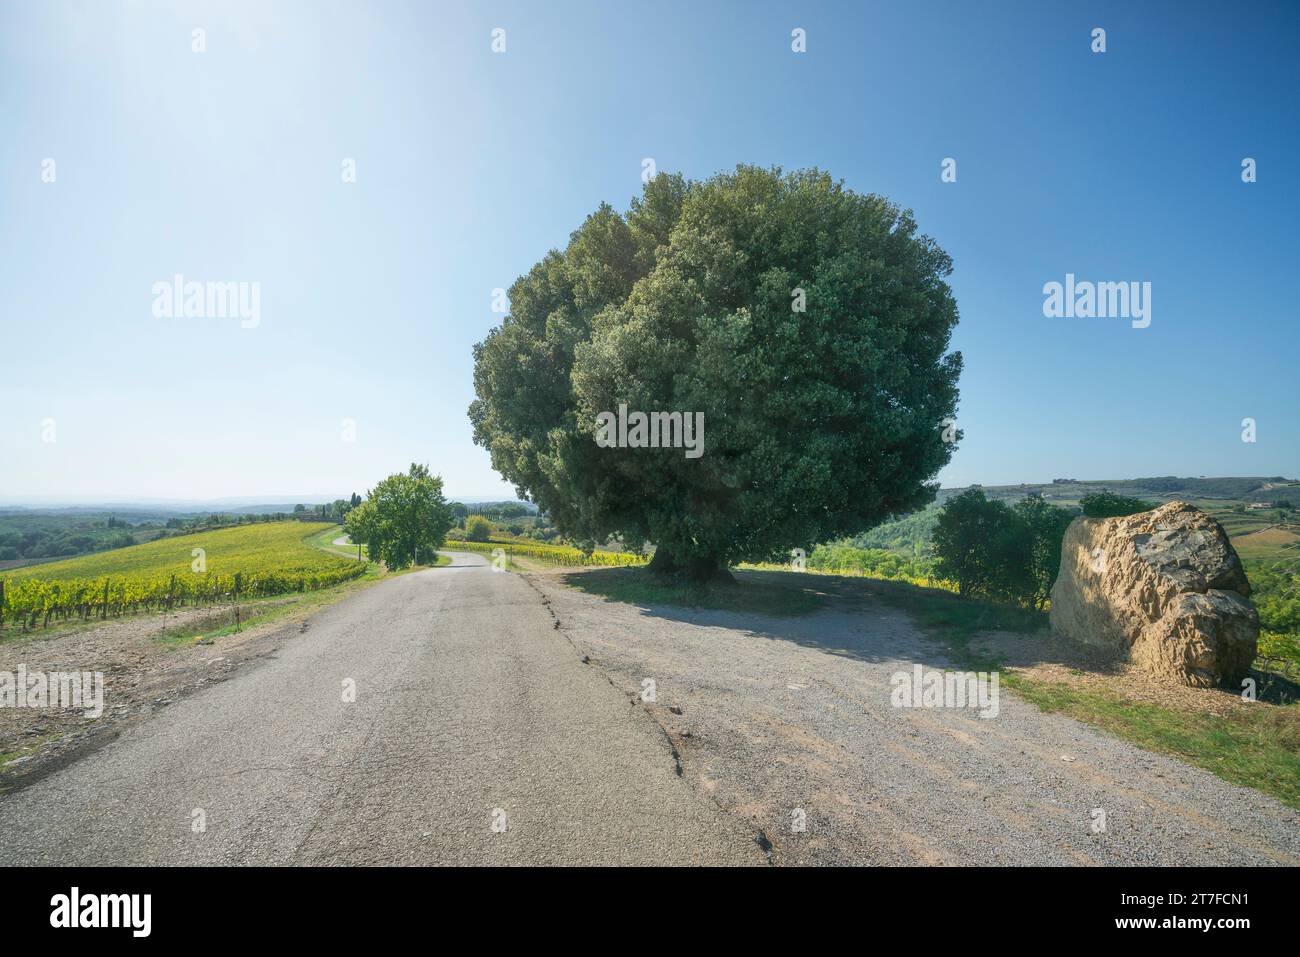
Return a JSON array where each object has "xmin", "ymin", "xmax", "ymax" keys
[
  {"xmin": 527, "ymin": 567, "xmax": 1300, "ymax": 866},
  {"xmin": 0, "ymin": 597, "xmax": 316, "ymax": 793}
]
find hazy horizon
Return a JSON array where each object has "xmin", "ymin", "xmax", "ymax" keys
[{"xmin": 2, "ymin": 471, "xmax": 1296, "ymax": 513}]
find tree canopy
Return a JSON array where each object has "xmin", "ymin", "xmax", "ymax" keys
[
  {"xmin": 344, "ymin": 463, "xmax": 454, "ymax": 569},
  {"xmin": 470, "ymin": 166, "xmax": 962, "ymax": 579}
]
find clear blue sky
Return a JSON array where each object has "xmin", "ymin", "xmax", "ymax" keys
[{"xmin": 2, "ymin": 0, "xmax": 1296, "ymax": 503}]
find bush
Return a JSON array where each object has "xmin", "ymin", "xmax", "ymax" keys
[
  {"xmin": 1079, "ymin": 492, "xmax": 1153, "ymax": 518},
  {"xmin": 464, "ymin": 516, "xmax": 494, "ymax": 542},
  {"xmin": 932, "ymin": 489, "xmax": 1031, "ymax": 601},
  {"xmin": 932, "ymin": 489, "xmax": 1072, "ymax": 607},
  {"xmin": 1012, "ymin": 494, "xmax": 1075, "ymax": 608}
]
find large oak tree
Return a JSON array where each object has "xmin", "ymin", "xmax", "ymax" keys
[{"xmin": 470, "ymin": 166, "xmax": 962, "ymax": 580}]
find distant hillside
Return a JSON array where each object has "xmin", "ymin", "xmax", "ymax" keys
[
  {"xmin": 855, "ymin": 476, "xmax": 1299, "ymax": 557},
  {"xmin": 936, "ymin": 475, "xmax": 1298, "ymax": 506}
]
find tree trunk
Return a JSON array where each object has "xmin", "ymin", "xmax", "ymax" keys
[{"xmin": 647, "ymin": 547, "xmax": 734, "ymax": 584}]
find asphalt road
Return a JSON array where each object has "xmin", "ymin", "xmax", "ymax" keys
[
  {"xmin": 0, "ymin": 553, "xmax": 765, "ymax": 866},
  {"xmin": 4, "ymin": 553, "xmax": 1295, "ymax": 867}
]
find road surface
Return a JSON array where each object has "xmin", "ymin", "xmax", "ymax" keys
[
  {"xmin": 0, "ymin": 553, "xmax": 765, "ymax": 865},
  {"xmin": 1, "ymin": 553, "xmax": 1296, "ymax": 866}
]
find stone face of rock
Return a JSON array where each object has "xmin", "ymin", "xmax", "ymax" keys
[{"xmin": 1049, "ymin": 501, "xmax": 1257, "ymax": 687}]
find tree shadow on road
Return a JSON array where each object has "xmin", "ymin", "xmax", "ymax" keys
[{"xmin": 558, "ymin": 566, "xmax": 1063, "ymax": 670}]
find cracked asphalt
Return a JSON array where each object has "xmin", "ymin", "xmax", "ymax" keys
[{"xmin": 0, "ymin": 552, "xmax": 765, "ymax": 866}]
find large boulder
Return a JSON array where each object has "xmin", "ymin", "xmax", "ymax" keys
[{"xmin": 1049, "ymin": 501, "xmax": 1257, "ymax": 687}]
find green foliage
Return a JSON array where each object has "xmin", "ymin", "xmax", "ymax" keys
[
  {"xmin": 469, "ymin": 502, "xmax": 532, "ymax": 520},
  {"xmin": 1012, "ymin": 494, "xmax": 1075, "ymax": 608},
  {"xmin": 1079, "ymin": 491, "xmax": 1154, "ymax": 518},
  {"xmin": 930, "ymin": 489, "xmax": 1072, "ymax": 606},
  {"xmin": 0, "ymin": 511, "xmax": 159, "ymax": 562},
  {"xmin": 464, "ymin": 515, "xmax": 494, "ymax": 542},
  {"xmin": 1252, "ymin": 563, "xmax": 1300, "ymax": 633},
  {"xmin": 850, "ymin": 505, "xmax": 940, "ymax": 555},
  {"xmin": 344, "ymin": 464, "xmax": 454, "ymax": 570},
  {"xmin": 931, "ymin": 489, "xmax": 1028, "ymax": 600},
  {"xmin": 806, "ymin": 542, "xmax": 935, "ymax": 583},
  {"xmin": 470, "ymin": 166, "xmax": 962, "ymax": 578}
]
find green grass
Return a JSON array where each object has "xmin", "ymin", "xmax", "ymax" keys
[
  {"xmin": 562, "ymin": 566, "xmax": 825, "ymax": 617},
  {"xmin": 1232, "ymin": 526, "xmax": 1300, "ymax": 562},
  {"xmin": 305, "ymin": 525, "xmax": 369, "ymax": 560},
  {"xmin": 1, "ymin": 743, "xmax": 41, "ymax": 768},
  {"xmin": 0, "ymin": 731, "xmax": 63, "ymax": 772},
  {"xmin": 859, "ymin": 578, "xmax": 1047, "ymax": 645},
  {"xmin": 1001, "ymin": 672, "xmax": 1300, "ymax": 808}
]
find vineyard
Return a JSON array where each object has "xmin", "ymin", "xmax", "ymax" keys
[
  {"xmin": 0, "ymin": 522, "xmax": 367, "ymax": 632},
  {"xmin": 444, "ymin": 539, "xmax": 648, "ymax": 568}
]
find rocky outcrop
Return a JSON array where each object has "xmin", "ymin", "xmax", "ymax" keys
[{"xmin": 1049, "ymin": 501, "xmax": 1257, "ymax": 687}]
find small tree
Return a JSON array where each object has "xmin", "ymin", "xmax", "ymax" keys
[
  {"xmin": 934, "ymin": 490, "xmax": 1003, "ymax": 597},
  {"xmin": 1012, "ymin": 494, "xmax": 1074, "ymax": 608},
  {"xmin": 343, "ymin": 499, "xmax": 379, "ymax": 554},
  {"xmin": 932, "ymin": 489, "xmax": 1032, "ymax": 601},
  {"xmin": 465, "ymin": 515, "xmax": 494, "ymax": 542},
  {"xmin": 1079, "ymin": 492, "xmax": 1153, "ymax": 518},
  {"xmin": 344, "ymin": 463, "xmax": 454, "ymax": 569}
]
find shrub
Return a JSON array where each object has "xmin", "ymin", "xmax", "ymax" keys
[
  {"xmin": 932, "ymin": 490, "xmax": 1073, "ymax": 607},
  {"xmin": 1079, "ymin": 491, "xmax": 1153, "ymax": 518},
  {"xmin": 1012, "ymin": 494, "xmax": 1075, "ymax": 608}
]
